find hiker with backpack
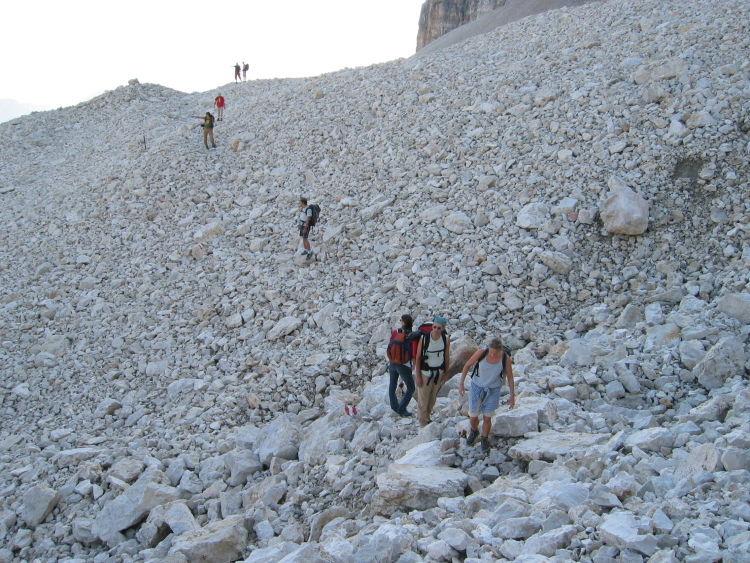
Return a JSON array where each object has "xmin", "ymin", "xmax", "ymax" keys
[
  {"xmin": 191, "ymin": 112, "xmax": 217, "ymax": 149},
  {"xmin": 298, "ymin": 197, "xmax": 320, "ymax": 259},
  {"xmin": 415, "ymin": 316, "xmax": 451, "ymax": 427},
  {"xmin": 386, "ymin": 314, "xmax": 416, "ymax": 417},
  {"xmin": 458, "ymin": 337, "xmax": 516, "ymax": 452}
]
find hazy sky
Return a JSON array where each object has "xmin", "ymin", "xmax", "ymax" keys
[{"xmin": 3, "ymin": 0, "xmax": 425, "ymax": 110}]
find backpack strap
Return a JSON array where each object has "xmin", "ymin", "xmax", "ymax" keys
[
  {"xmin": 422, "ymin": 331, "xmax": 447, "ymax": 384},
  {"xmin": 471, "ymin": 347, "xmax": 490, "ymax": 379}
]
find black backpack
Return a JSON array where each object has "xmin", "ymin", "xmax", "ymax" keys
[
  {"xmin": 307, "ymin": 204, "xmax": 321, "ymax": 227},
  {"xmin": 471, "ymin": 346, "xmax": 511, "ymax": 379}
]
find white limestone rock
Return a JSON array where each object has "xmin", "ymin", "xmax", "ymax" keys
[
  {"xmin": 492, "ymin": 396, "xmax": 557, "ymax": 438},
  {"xmin": 372, "ymin": 464, "xmax": 469, "ymax": 515},
  {"xmin": 600, "ymin": 186, "xmax": 649, "ymax": 235},
  {"xmin": 21, "ymin": 485, "xmax": 60, "ymax": 528},
  {"xmin": 508, "ymin": 431, "xmax": 609, "ymax": 461},
  {"xmin": 443, "ymin": 211, "xmax": 473, "ymax": 234},
  {"xmin": 624, "ymin": 428, "xmax": 674, "ymax": 452},
  {"xmin": 92, "ymin": 469, "xmax": 180, "ymax": 542},
  {"xmin": 169, "ymin": 515, "xmax": 248, "ymax": 563},
  {"xmin": 394, "ymin": 440, "xmax": 443, "ymax": 466},
  {"xmin": 267, "ymin": 316, "xmax": 302, "ymax": 341},
  {"xmin": 693, "ymin": 336, "xmax": 746, "ymax": 390},
  {"xmin": 716, "ymin": 293, "xmax": 750, "ymax": 324},
  {"xmin": 516, "ymin": 203, "xmax": 550, "ymax": 230},
  {"xmin": 600, "ymin": 512, "xmax": 658, "ymax": 556},
  {"xmin": 538, "ymin": 250, "xmax": 573, "ymax": 275},
  {"xmin": 255, "ymin": 414, "xmax": 304, "ymax": 466}
]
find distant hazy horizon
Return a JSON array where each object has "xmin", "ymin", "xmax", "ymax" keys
[{"xmin": 2, "ymin": 0, "xmax": 424, "ymax": 122}]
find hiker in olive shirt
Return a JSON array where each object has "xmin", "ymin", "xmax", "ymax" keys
[{"xmin": 191, "ymin": 112, "xmax": 216, "ymax": 149}]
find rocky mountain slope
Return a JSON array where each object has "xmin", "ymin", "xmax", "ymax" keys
[{"xmin": 0, "ymin": 0, "xmax": 749, "ymax": 561}]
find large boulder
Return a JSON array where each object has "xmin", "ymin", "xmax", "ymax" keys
[
  {"xmin": 446, "ymin": 334, "xmax": 479, "ymax": 378},
  {"xmin": 716, "ymin": 293, "xmax": 750, "ymax": 324},
  {"xmin": 255, "ymin": 414, "xmax": 304, "ymax": 466},
  {"xmin": 372, "ymin": 464, "xmax": 469, "ymax": 515},
  {"xmin": 169, "ymin": 515, "xmax": 248, "ymax": 563},
  {"xmin": 693, "ymin": 336, "xmax": 745, "ymax": 390},
  {"xmin": 394, "ymin": 441, "xmax": 444, "ymax": 466},
  {"xmin": 22, "ymin": 485, "xmax": 60, "ymax": 528},
  {"xmin": 600, "ymin": 512, "xmax": 658, "ymax": 556},
  {"xmin": 92, "ymin": 469, "xmax": 180, "ymax": 542},
  {"xmin": 298, "ymin": 410, "xmax": 358, "ymax": 466},
  {"xmin": 492, "ymin": 396, "xmax": 557, "ymax": 437},
  {"xmin": 600, "ymin": 186, "xmax": 649, "ymax": 235},
  {"xmin": 624, "ymin": 428, "xmax": 675, "ymax": 452},
  {"xmin": 516, "ymin": 203, "xmax": 550, "ymax": 230}
]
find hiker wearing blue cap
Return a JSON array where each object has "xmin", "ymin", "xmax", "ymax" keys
[{"xmin": 415, "ymin": 316, "xmax": 451, "ymax": 427}]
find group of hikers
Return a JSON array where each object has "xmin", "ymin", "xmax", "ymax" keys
[
  {"xmin": 234, "ymin": 62, "xmax": 249, "ymax": 82},
  {"xmin": 294, "ymin": 203, "xmax": 516, "ymax": 452},
  {"xmin": 386, "ymin": 314, "xmax": 516, "ymax": 453}
]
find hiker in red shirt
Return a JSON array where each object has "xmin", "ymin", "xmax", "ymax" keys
[{"xmin": 214, "ymin": 94, "xmax": 225, "ymax": 122}]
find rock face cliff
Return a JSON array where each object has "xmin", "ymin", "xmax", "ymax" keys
[{"xmin": 417, "ymin": 0, "xmax": 507, "ymax": 50}]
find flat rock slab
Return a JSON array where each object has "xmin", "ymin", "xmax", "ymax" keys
[
  {"xmin": 508, "ymin": 431, "xmax": 609, "ymax": 461},
  {"xmin": 373, "ymin": 464, "xmax": 469, "ymax": 515}
]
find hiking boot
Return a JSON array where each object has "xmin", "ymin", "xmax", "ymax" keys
[
  {"xmin": 399, "ymin": 410, "xmax": 412, "ymax": 417},
  {"xmin": 480, "ymin": 436, "xmax": 490, "ymax": 453},
  {"xmin": 466, "ymin": 429, "xmax": 478, "ymax": 446}
]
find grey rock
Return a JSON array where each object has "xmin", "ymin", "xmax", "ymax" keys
[
  {"xmin": 600, "ymin": 186, "xmax": 649, "ymax": 235},
  {"xmin": 170, "ymin": 515, "xmax": 248, "ymax": 563},
  {"xmin": 694, "ymin": 336, "xmax": 746, "ymax": 390},
  {"xmin": 21, "ymin": 485, "xmax": 60, "ymax": 527},
  {"xmin": 92, "ymin": 469, "xmax": 179, "ymax": 541},
  {"xmin": 256, "ymin": 413, "xmax": 304, "ymax": 466}
]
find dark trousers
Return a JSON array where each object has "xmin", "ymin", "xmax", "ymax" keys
[{"xmin": 388, "ymin": 363, "xmax": 415, "ymax": 415}]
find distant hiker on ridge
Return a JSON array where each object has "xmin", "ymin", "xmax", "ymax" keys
[
  {"xmin": 214, "ymin": 94, "xmax": 225, "ymax": 121},
  {"xmin": 234, "ymin": 63, "xmax": 241, "ymax": 83},
  {"xmin": 242, "ymin": 62, "xmax": 249, "ymax": 81},
  {"xmin": 191, "ymin": 112, "xmax": 217, "ymax": 149}
]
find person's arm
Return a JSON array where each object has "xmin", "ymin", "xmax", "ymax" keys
[
  {"xmin": 304, "ymin": 208, "xmax": 312, "ymax": 232},
  {"xmin": 458, "ymin": 348, "xmax": 484, "ymax": 396},
  {"xmin": 505, "ymin": 354, "xmax": 516, "ymax": 409},
  {"xmin": 441, "ymin": 336, "xmax": 451, "ymax": 385},
  {"xmin": 415, "ymin": 337, "xmax": 424, "ymax": 387}
]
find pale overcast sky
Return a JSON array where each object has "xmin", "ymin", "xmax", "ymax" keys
[{"xmin": 2, "ymin": 0, "xmax": 425, "ymax": 110}]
